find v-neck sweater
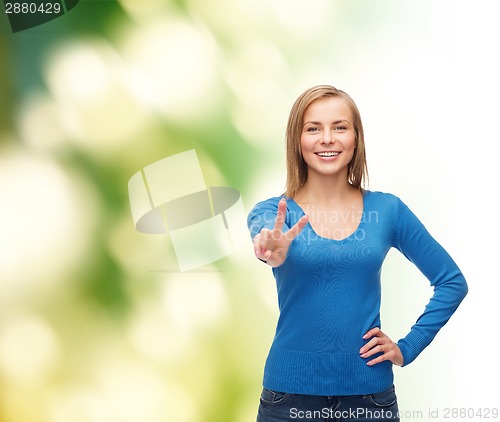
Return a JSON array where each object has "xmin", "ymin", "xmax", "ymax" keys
[{"xmin": 247, "ymin": 190, "xmax": 468, "ymax": 396}]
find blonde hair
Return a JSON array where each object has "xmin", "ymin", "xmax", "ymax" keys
[{"xmin": 285, "ymin": 85, "xmax": 368, "ymax": 198}]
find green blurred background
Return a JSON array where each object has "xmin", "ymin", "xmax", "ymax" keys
[{"xmin": 1, "ymin": 1, "xmax": 498, "ymax": 421}]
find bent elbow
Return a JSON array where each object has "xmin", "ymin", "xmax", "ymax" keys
[
  {"xmin": 459, "ymin": 276, "xmax": 469, "ymax": 301},
  {"xmin": 448, "ymin": 272, "xmax": 468, "ymax": 305}
]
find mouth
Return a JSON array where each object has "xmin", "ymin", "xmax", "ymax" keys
[{"xmin": 315, "ymin": 151, "xmax": 341, "ymax": 157}]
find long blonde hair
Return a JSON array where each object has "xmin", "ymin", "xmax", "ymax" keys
[{"xmin": 285, "ymin": 85, "xmax": 368, "ymax": 198}]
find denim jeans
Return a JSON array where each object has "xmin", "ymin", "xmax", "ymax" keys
[{"xmin": 257, "ymin": 385, "xmax": 400, "ymax": 422}]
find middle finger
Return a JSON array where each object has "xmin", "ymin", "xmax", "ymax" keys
[{"xmin": 359, "ymin": 337, "xmax": 382, "ymax": 354}]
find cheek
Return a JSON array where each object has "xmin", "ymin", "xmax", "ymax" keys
[
  {"xmin": 299, "ymin": 137, "xmax": 315, "ymax": 165},
  {"xmin": 299, "ymin": 137, "xmax": 314, "ymax": 159},
  {"xmin": 300, "ymin": 135, "xmax": 309, "ymax": 151},
  {"xmin": 345, "ymin": 134, "xmax": 357, "ymax": 149},
  {"xmin": 343, "ymin": 135, "xmax": 357, "ymax": 160}
]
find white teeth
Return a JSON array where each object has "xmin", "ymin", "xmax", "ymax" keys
[{"xmin": 316, "ymin": 151, "xmax": 340, "ymax": 157}]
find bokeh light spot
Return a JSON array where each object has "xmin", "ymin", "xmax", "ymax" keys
[{"xmin": 0, "ymin": 313, "xmax": 60, "ymax": 381}]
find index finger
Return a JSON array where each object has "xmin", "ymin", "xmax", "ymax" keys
[
  {"xmin": 362, "ymin": 327, "xmax": 381, "ymax": 340},
  {"xmin": 272, "ymin": 198, "xmax": 287, "ymax": 233}
]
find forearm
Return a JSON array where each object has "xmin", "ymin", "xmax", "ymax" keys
[
  {"xmin": 397, "ymin": 271, "xmax": 468, "ymax": 365},
  {"xmin": 394, "ymin": 198, "xmax": 468, "ymax": 365}
]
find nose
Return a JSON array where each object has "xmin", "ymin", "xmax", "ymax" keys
[{"xmin": 321, "ymin": 129, "xmax": 336, "ymax": 145}]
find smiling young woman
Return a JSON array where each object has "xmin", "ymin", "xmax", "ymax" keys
[
  {"xmin": 285, "ymin": 86, "xmax": 367, "ymax": 199},
  {"xmin": 301, "ymin": 97, "xmax": 356, "ymax": 176},
  {"xmin": 294, "ymin": 95, "xmax": 362, "ymax": 242},
  {"xmin": 247, "ymin": 85, "xmax": 468, "ymax": 422}
]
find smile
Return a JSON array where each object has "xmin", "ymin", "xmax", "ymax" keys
[{"xmin": 315, "ymin": 151, "xmax": 341, "ymax": 157}]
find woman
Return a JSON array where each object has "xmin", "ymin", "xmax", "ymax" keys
[{"xmin": 247, "ymin": 85, "xmax": 468, "ymax": 421}]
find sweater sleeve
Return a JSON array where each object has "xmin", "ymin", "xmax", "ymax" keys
[
  {"xmin": 393, "ymin": 198, "xmax": 468, "ymax": 366},
  {"xmin": 247, "ymin": 196, "xmax": 289, "ymax": 240}
]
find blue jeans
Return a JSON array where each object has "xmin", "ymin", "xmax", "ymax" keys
[{"xmin": 257, "ymin": 385, "xmax": 400, "ymax": 422}]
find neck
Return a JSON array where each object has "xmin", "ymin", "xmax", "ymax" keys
[{"xmin": 295, "ymin": 171, "xmax": 357, "ymax": 205}]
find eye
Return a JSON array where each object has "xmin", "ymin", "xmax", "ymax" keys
[
  {"xmin": 306, "ymin": 126, "xmax": 319, "ymax": 133},
  {"xmin": 334, "ymin": 126, "xmax": 347, "ymax": 131}
]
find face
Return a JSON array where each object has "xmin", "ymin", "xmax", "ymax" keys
[{"xmin": 300, "ymin": 96, "xmax": 356, "ymax": 180}]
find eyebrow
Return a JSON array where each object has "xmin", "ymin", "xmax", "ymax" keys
[{"xmin": 303, "ymin": 119, "xmax": 351, "ymax": 126}]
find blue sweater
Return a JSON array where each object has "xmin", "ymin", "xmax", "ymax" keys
[{"xmin": 247, "ymin": 190, "xmax": 468, "ymax": 396}]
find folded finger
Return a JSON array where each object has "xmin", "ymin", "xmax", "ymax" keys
[
  {"xmin": 259, "ymin": 229, "xmax": 271, "ymax": 247},
  {"xmin": 253, "ymin": 234, "xmax": 266, "ymax": 259}
]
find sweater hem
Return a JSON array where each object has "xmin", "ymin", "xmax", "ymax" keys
[{"xmin": 263, "ymin": 346, "xmax": 394, "ymax": 396}]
